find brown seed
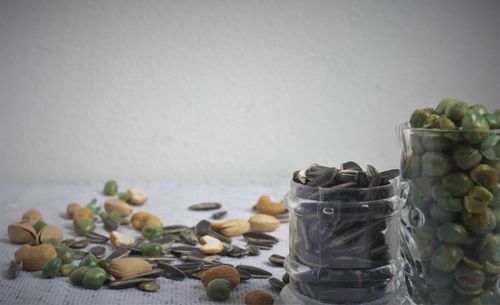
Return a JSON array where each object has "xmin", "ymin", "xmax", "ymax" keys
[
  {"xmin": 255, "ymin": 195, "xmax": 287, "ymax": 215},
  {"xmin": 109, "ymin": 257, "xmax": 152, "ymax": 279},
  {"xmin": 219, "ymin": 219, "xmax": 250, "ymax": 237},
  {"xmin": 14, "ymin": 244, "xmax": 57, "ymax": 271},
  {"xmin": 105, "ymin": 199, "xmax": 133, "ymax": 217},
  {"xmin": 245, "ymin": 290, "xmax": 274, "ymax": 305},
  {"xmin": 248, "ymin": 214, "xmax": 280, "ymax": 232},
  {"xmin": 201, "ymin": 265, "xmax": 240, "ymax": 288},
  {"xmin": 21, "ymin": 209, "xmax": 43, "ymax": 226},
  {"xmin": 36, "ymin": 225, "xmax": 62, "ymax": 244}
]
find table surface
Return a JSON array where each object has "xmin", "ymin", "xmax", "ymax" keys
[{"xmin": 0, "ymin": 181, "xmax": 290, "ymax": 305}]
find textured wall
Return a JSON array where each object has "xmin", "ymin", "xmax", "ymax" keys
[{"xmin": 1, "ymin": 0, "xmax": 499, "ymax": 183}]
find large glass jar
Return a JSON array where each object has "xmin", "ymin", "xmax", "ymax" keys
[
  {"xmin": 280, "ymin": 179, "xmax": 403, "ymax": 305},
  {"xmin": 398, "ymin": 123, "xmax": 500, "ymax": 305}
]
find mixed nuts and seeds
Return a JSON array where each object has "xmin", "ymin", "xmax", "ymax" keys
[{"xmin": 5, "ymin": 181, "xmax": 283, "ymax": 304}]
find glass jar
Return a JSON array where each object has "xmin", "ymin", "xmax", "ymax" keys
[
  {"xmin": 397, "ymin": 122, "xmax": 500, "ymax": 305},
  {"xmin": 280, "ymin": 179, "xmax": 403, "ymax": 305}
]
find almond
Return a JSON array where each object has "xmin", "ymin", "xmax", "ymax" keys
[
  {"xmin": 201, "ymin": 265, "xmax": 240, "ymax": 288},
  {"xmin": 248, "ymin": 214, "xmax": 280, "ymax": 232},
  {"xmin": 255, "ymin": 195, "xmax": 287, "ymax": 215},
  {"xmin": 219, "ymin": 219, "xmax": 250, "ymax": 237},
  {"xmin": 109, "ymin": 257, "xmax": 152, "ymax": 279},
  {"xmin": 131, "ymin": 211, "xmax": 163, "ymax": 230},
  {"xmin": 128, "ymin": 188, "xmax": 148, "ymax": 205},
  {"xmin": 245, "ymin": 290, "xmax": 274, "ymax": 305}
]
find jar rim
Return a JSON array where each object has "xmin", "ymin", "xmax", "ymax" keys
[{"xmin": 397, "ymin": 121, "xmax": 500, "ymax": 134}]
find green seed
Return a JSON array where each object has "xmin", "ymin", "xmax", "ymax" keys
[
  {"xmin": 74, "ymin": 219, "xmax": 96, "ymax": 236},
  {"xmin": 462, "ymin": 208, "xmax": 497, "ymax": 234},
  {"xmin": 479, "ymin": 234, "xmax": 500, "ymax": 264},
  {"xmin": 206, "ymin": 279, "xmax": 231, "ymax": 301},
  {"xmin": 432, "ymin": 183, "xmax": 464, "ymax": 212},
  {"xmin": 60, "ymin": 264, "xmax": 77, "ymax": 277},
  {"xmin": 141, "ymin": 225, "xmax": 163, "ymax": 240},
  {"xmin": 82, "ymin": 267, "xmax": 107, "ymax": 290},
  {"xmin": 481, "ymin": 135, "xmax": 500, "ymax": 161},
  {"xmin": 445, "ymin": 101, "xmax": 469, "ymax": 125},
  {"xmin": 421, "ymin": 152, "xmax": 453, "ymax": 177},
  {"xmin": 410, "ymin": 108, "xmax": 434, "ymax": 128},
  {"xmin": 42, "ymin": 258, "xmax": 62, "ymax": 279},
  {"xmin": 430, "ymin": 244, "xmax": 464, "ymax": 273},
  {"xmin": 453, "ymin": 145, "xmax": 483, "ymax": 171},
  {"xmin": 462, "ymin": 110, "xmax": 490, "ymax": 145},
  {"xmin": 79, "ymin": 254, "xmax": 100, "ymax": 268},
  {"xmin": 58, "ymin": 246, "xmax": 74, "ymax": 264},
  {"xmin": 104, "ymin": 180, "xmax": 118, "ymax": 196},
  {"xmin": 43, "ymin": 238, "xmax": 62, "ymax": 249},
  {"xmin": 436, "ymin": 98, "xmax": 459, "ymax": 115},
  {"xmin": 33, "ymin": 220, "xmax": 47, "ymax": 233},
  {"xmin": 142, "ymin": 242, "xmax": 163, "ymax": 257},
  {"xmin": 428, "ymin": 288, "xmax": 454, "ymax": 305},
  {"xmin": 422, "ymin": 132, "xmax": 453, "ymax": 152},
  {"xmin": 464, "ymin": 186, "xmax": 494, "ymax": 213},
  {"xmin": 70, "ymin": 266, "xmax": 90, "ymax": 285},
  {"xmin": 453, "ymin": 265, "xmax": 486, "ymax": 290},
  {"xmin": 427, "ymin": 267, "xmax": 453, "ymax": 289},
  {"xmin": 470, "ymin": 164, "xmax": 499, "ymax": 190},
  {"xmin": 470, "ymin": 104, "xmax": 489, "ymax": 116},
  {"xmin": 442, "ymin": 172, "xmax": 474, "ymax": 197},
  {"xmin": 137, "ymin": 281, "xmax": 160, "ymax": 292},
  {"xmin": 483, "ymin": 113, "xmax": 500, "ymax": 129},
  {"xmin": 437, "ymin": 222, "xmax": 468, "ymax": 244}
]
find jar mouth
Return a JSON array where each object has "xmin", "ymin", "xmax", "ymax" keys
[{"xmin": 396, "ymin": 121, "xmax": 500, "ymax": 134}]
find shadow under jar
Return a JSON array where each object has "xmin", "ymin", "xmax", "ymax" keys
[
  {"xmin": 284, "ymin": 180, "xmax": 402, "ymax": 304},
  {"xmin": 398, "ymin": 123, "xmax": 500, "ymax": 305}
]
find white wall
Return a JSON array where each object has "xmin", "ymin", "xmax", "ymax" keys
[{"xmin": 1, "ymin": 0, "xmax": 499, "ymax": 183}]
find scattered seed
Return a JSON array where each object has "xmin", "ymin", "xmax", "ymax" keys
[
  {"xmin": 137, "ymin": 280, "xmax": 160, "ymax": 292},
  {"xmin": 238, "ymin": 269, "xmax": 252, "ymax": 281},
  {"xmin": 89, "ymin": 246, "xmax": 106, "ymax": 259},
  {"xmin": 268, "ymin": 277, "xmax": 285, "ymax": 291},
  {"xmin": 194, "ymin": 220, "xmax": 211, "ymax": 235},
  {"xmin": 246, "ymin": 244, "xmax": 260, "ymax": 256},
  {"xmin": 109, "ymin": 278, "xmax": 155, "ymax": 290},
  {"xmin": 156, "ymin": 261, "xmax": 186, "ymax": 281},
  {"xmin": 188, "ymin": 202, "xmax": 222, "ymax": 211},
  {"xmin": 171, "ymin": 246, "xmax": 200, "ymax": 256},
  {"xmin": 72, "ymin": 250, "xmax": 88, "ymax": 260},
  {"xmin": 105, "ymin": 246, "xmax": 131, "ymax": 262},
  {"xmin": 243, "ymin": 232, "xmax": 279, "ymax": 245},
  {"xmin": 163, "ymin": 225, "xmax": 190, "ymax": 234},
  {"xmin": 86, "ymin": 231, "xmax": 109, "ymax": 243},
  {"xmin": 6, "ymin": 261, "xmax": 22, "ymax": 279},
  {"xmin": 70, "ymin": 239, "xmax": 89, "ymax": 249},
  {"xmin": 62, "ymin": 239, "xmax": 76, "ymax": 247},
  {"xmin": 120, "ymin": 269, "xmax": 164, "ymax": 281},
  {"xmin": 235, "ymin": 265, "xmax": 272, "ymax": 279},
  {"xmin": 179, "ymin": 229, "xmax": 198, "ymax": 246},
  {"xmin": 211, "ymin": 210, "xmax": 227, "ymax": 220},
  {"xmin": 268, "ymin": 254, "xmax": 285, "ymax": 266}
]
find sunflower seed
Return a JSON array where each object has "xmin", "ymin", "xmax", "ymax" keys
[
  {"xmin": 179, "ymin": 229, "xmax": 198, "ymax": 246},
  {"xmin": 103, "ymin": 218, "xmax": 119, "ymax": 232},
  {"xmin": 163, "ymin": 225, "xmax": 190, "ymax": 234},
  {"xmin": 235, "ymin": 265, "xmax": 272, "ymax": 279},
  {"xmin": 366, "ymin": 164, "xmax": 379, "ymax": 177},
  {"xmin": 228, "ymin": 245, "xmax": 249, "ymax": 258},
  {"xmin": 340, "ymin": 161, "xmax": 363, "ymax": 171},
  {"xmin": 109, "ymin": 277, "xmax": 154, "ymax": 289},
  {"xmin": 6, "ymin": 261, "xmax": 22, "ymax": 279},
  {"xmin": 246, "ymin": 244, "xmax": 260, "ymax": 256},
  {"xmin": 89, "ymin": 246, "xmax": 106, "ymax": 259},
  {"xmin": 62, "ymin": 239, "xmax": 76, "ymax": 247},
  {"xmin": 194, "ymin": 220, "xmax": 211, "ymax": 236},
  {"xmin": 211, "ymin": 210, "xmax": 227, "ymax": 220},
  {"xmin": 188, "ymin": 202, "xmax": 221, "ymax": 211},
  {"xmin": 105, "ymin": 246, "xmax": 131, "ymax": 262},
  {"xmin": 243, "ymin": 232, "xmax": 279, "ymax": 245},
  {"xmin": 72, "ymin": 250, "xmax": 88, "ymax": 260},
  {"xmin": 120, "ymin": 269, "xmax": 164, "ymax": 280},
  {"xmin": 379, "ymin": 169, "xmax": 400, "ymax": 182},
  {"xmin": 171, "ymin": 246, "xmax": 200, "ymax": 256},
  {"xmin": 308, "ymin": 167, "xmax": 337, "ymax": 187},
  {"xmin": 238, "ymin": 269, "xmax": 252, "ymax": 281},
  {"xmin": 132, "ymin": 237, "xmax": 148, "ymax": 248},
  {"xmin": 86, "ymin": 231, "xmax": 109, "ymax": 243},
  {"xmin": 164, "ymin": 233, "xmax": 183, "ymax": 242},
  {"xmin": 204, "ymin": 229, "xmax": 232, "ymax": 244},
  {"xmin": 143, "ymin": 256, "xmax": 176, "ymax": 263},
  {"xmin": 274, "ymin": 212, "xmax": 289, "ymax": 223},
  {"xmin": 156, "ymin": 261, "xmax": 186, "ymax": 281},
  {"xmin": 254, "ymin": 244, "xmax": 273, "ymax": 250},
  {"xmin": 268, "ymin": 277, "xmax": 285, "ymax": 291},
  {"xmin": 70, "ymin": 239, "xmax": 89, "ymax": 249},
  {"xmin": 268, "ymin": 254, "xmax": 285, "ymax": 266},
  {"xmin": 137, "ymin": 280, "xmax": 160, "ymax": 292},
  {"xmin": 174, "ymin": 262, "xmax": 204, "ymax": 274},
  {"xmin": 151, "ymin": 235, "xmax": 175, "ymax": 246},
  {"xmin": 188, "ymin": 270, "xmax": 205, "ymax": 280}
]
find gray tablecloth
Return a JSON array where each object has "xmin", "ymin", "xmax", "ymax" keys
[{"xmin": 0, "ymin": 181, "xmax": 290, "ymax": 305}]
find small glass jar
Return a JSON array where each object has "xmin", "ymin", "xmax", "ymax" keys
[
  {"xmin": 280, "ymin": 178, "xmax": 403, "ymax": 305},
  {"xmin": 397, "ymin": 123, "xmax": 500, "ymax": 305}
]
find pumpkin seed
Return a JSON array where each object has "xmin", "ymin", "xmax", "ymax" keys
[
  {"xmin": 105, "ymin": 246, "xmax": 131, "ymax": 262},
  {"xmin": 156, "ymin": 261, "xmax": 186, "ymax": 281},
  {"xmin": 188, "ymin": 202, "xmax": 222, "ymax": 211},
  {"xmin": 62, "ymin": 239, "xmax": 76, "ymax": 247},
  {"xmin": 235, "ymin": 265, "xmax": 272, "ymax": 279},
  {"xmin": 137, "ymin": 280, "xmax": 160, "ymax": 292},
  {"xmin": 72, "ymin": 250, "xmax": 88, "ymax": 260},
  {"xmin": 194, "ymin": 220, "xmax": 211, "ymax": 235},
  {"xmin": 6, "ymin": 261, "xmax": 22, "ymax": 279},
  {"xmin": 243, "ymin": 232, "xmax": 279, "ymax": 245},
  {"xmin": 89, "ymin": 246, "xmax": 106, "ymax": 259},
  {"xmin": 211, "ymin": 210, "xmax": 227, "ymax": 220},
  {"xmin": 109, "ymin": 277, "xmax": 155, "ymax": 289},
  {"xmin": 86, "ymin": 231, "xmax": 109, "ymax": 244},
  {"xmin": 228, "ymin": 246, "xmax": 249, "ymax": 258},
  {"xmin": 268, "ymin": 254, "xmax": 285, "ymax": 266},
  {"xmin": 71, "ymin": 239, "xmax": 89, "ymax": 249},
  {"xmin": 268, "ymin": 277, "xmax": 285, "ymax": 291}
]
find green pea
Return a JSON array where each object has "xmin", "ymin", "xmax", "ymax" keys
[
  {"xmin": 98, "ymin": 260, "xmax": 110, "ymax": 274},
  {"xmin": 60, "ymin": 264, "xmax": 77, "ymax": 277},
  {"xmin": 481, "ymin": 135, "xmax": 500, "ymax": 161},
  {"xmin": 430, "ymin": 244, "xmax": 464, "ymax": 273},
  {"xmin": 445, "ymin": 101, "xmax": 469, "ymax": 125},
  {"xmin": 453, "ymin": 265, "xmax": 486, "ymax": 290},
  {"xmin": 33, "ymin": 220, "xmax": 47, "ymax": 233},
  {"xmin": 421, "ymin": 152, "xmax": 453, "ymax": 177},
  {"xmin": 438, "ymin": 116, "xmax": 458, "ymax": 130},
  {"xmin": 206, "ymin": 279, "xmax": 231, "ymax": 301},
  {"xmin": 142, "ymin": 242, "xmax": 163, "ymax": 257},
  {"xmin": 70, "ymin": 266, "xmax": 90, "ymax": 285},
  {"xmin": 103, "ymin": 180, "xmax": 118, "ymax": 196},
  {"xmin": 462, "ymin": 110, "xmax": 490, "ymax": 145},
  {"xmin": 470, "ymin": 164, "xmax": 499, "ymax": 190},
  {"xmin": 428, "ymin": 288, "xmax": 454, "ymax": 305},
  {"xmin": 43, "ymin": 238, "xmax": 62, "ymax": 249},
  {"xmin": 462, "ymin": 209, "xmax": 497, "ymax": 234},
  {"xmin": 437, "ymin": 222, "xmax": 468, "ymax": 244},
  {"xmin": 432, "ymin": 183, "xmax": 464, "ymax": 212},
  {"xmin": 118, "ymin": 192, "xmax": 129, "ymax": 202},
  {"xmin": 57, "ymin": 246, "xmax": 74, "ymax": 265},
  {"xmin": 484, "ymin": 113, "xmax": 500, "ymax": 129},
  {"xmin": 464, "ymin": 186, "xmax": 494, "ymax": 213},
  {"xmin": 410, "ymin": 108, "xmax": 434, "ymax": 128},
  {"xmin": 453, "ymin": 145, "xmax": 483, "ymax": 170},
  {"xmin": 436, "ymin": 98, "xmax": 459, "ymax": 115},
  {"xmin": 42, "ymin": 258, "xmax": 62, "ymax": 278},
  {"xmin": 422, "ymin": 114, "xmax": 440, "ymax": 129},
  {"xmin": 422, "ymin": 132, "xmax": 453, "ymax": 152},
  {"xmin": 142, "ymin": 225, "xmax": 163, "ymax": 240},
  {"xmin": 470, "ymin": 104, "xmax": 489, "ymax": 115},
  {"xmin": 74, "ymin": 218, "xmax": 96, "ymax": 236},
  {"xmin": 430, "ymin": 205, "xmax": 459, "ymax": 223},
  {"xmin": 442, "ymin": 172, "xmax": 474, "ymax": 197},
  {"xmin": 479, "ymin": 234, "xmax": 500, "ymax": 264},
  {"xmin": 79, "ymin": 254, "xmax": 100, "ymax": 268},
  {"xmin": 82, "ymin": 267, "xmax": 107, "ymax": 290}
]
